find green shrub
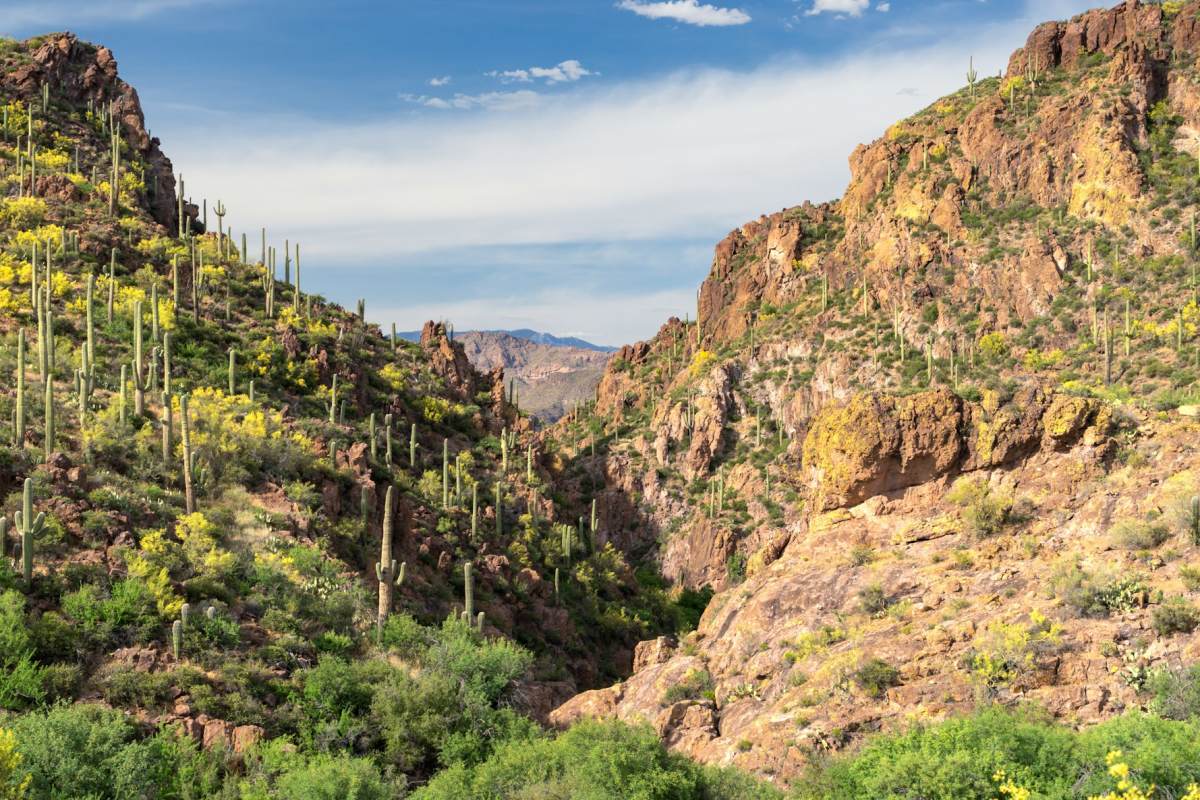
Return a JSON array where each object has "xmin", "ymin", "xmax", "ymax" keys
[
  {"xmin": 1147, "ymin": 664, "xmax": 1200, "ymax": 720},
  {"xmin": 947, "ymin": 478, "xmax": 1014, "ymax": 538},
  {"xmin": 1182, "ymin": 564, "xmax": 1200, "ymax": 592},
  {"xmin": 239, "ymin": 739, "xmax": 397, "ymax": 800},
  {"xmin": 853, "ymin": 658, "xmax": 901, "ymax": 699},
  {"xmin": 795, "ymin": 708, "xmax": 1200, "ymax": 800},
  {"xmin": 663, "ymin": 669, "xmax": 714, "ymax": 705},
  {"xmin": 412, "ymin": 719, "xmax": 781, "ymax": 800},
  {"xmin": 1152, "ymin": 598, "xmax": 1200, "ymax": 636},
  {"xmin": 858, "ymin": 584, "xmax": 891, "ymax": 617},
  {"xmin": 1052, "ymin": 565, "xmax": 1147, "ymax": 617},
  {"xmin": 11, "ymin": 704, "xmax": 221, "ymax": 800},
  {"xmin": 0, "ymin": 590, "xmax": 44, "ymax": 711},
  {"xmin": 1111, "ymin": 517, "xmax": 1172, "ymax": 550}
]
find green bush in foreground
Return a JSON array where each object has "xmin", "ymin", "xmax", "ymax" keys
[
  {"xmin": 795, "ymin": 707, "xmax": 1200, "ymax": 800},
  {"xmin": 413, "ymin": 718, "xmax": 780, "ymax": 800}
]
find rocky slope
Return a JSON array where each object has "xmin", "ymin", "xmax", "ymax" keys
[
  {"xmin": 546, "ymin": 0, "xmax": 1200, "ymax": 786},
  {"xmin": 456, "ymin": 330, "xmax": 609, "ymax": 422},
  {"xmin": 0, "ymin": 30, "xmax": 697, "ymax": 784}
]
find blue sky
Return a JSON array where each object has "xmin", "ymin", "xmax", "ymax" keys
[{"xmin": 1, "ymin": 0, "xmax": 1099, "ymax": 345}]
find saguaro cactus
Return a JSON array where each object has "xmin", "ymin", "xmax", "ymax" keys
[
  {"xmin": 131, "ymin": 300, "xmax": 148, "ymax": 416},
  {"xmin": 442, "ymin": 439, "xmax": 449, "ymax": 509},
  {"xmin": 495, "ymin": 482, "xmax": 503, "ymax": 537},
  {"xmin": 172, "ymin": 619, "xmax": 183, "ymax": 659},
  {"xmin": 16, "ymin": 478, "xmax": 44, "ymax": 584},
  {"xmin": 328, "ymin": 375, "xmax": 338, "ymax": 424},
  {"xmin": 375, "ymin": 485, "xmax": 405, "ymax": 637},
  {"xmin": 471, "ymin": 483, "xmax": 478, "ymax": 539},
  {"xmin": 410, "ymin": 423, "xmax": 417, "ymax": 468},
  {"xmin": 43, "ymin": 376, "xmax": 54, "ymax": 460},
  {"xmin": 369, "ymin": 413, "xmax": 377, "ymax": 462},
  {"xmin": 180, "ymin": 394, "xmax": 195, "ymax": 513},
  {"xmin": 212, "ymin": 199, "xmax": 226, "ymax": 239},
  {"xmin": 463, "ymin": 561, "xmax": 476, "ymax": 623},
  {"xmin": 384, "ymin": 413, "xmax": 393, "ymax": 466},
  {"xmin": 14, "ymin": 328, "xmax": 25, "ymax": 448},
  {"xmin": 161, "ymin": 391, "xmax": 173, "ymax": 465},
  {"xmin": 227, "ymin": 348, "xmax": 236, "ymax": 396}
]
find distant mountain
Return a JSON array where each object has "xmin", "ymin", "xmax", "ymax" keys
[
  {"xmin": 395, "ymin": 328, "xmax": 616, "ymax": 353},
  {"xmin": 453, "ymin": 331, "xmax": 611, "ymax": 422}
]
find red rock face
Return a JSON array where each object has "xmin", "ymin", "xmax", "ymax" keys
[{"xmin": 1, "ymin": 33, "xmax": 184, "ymax": 231}]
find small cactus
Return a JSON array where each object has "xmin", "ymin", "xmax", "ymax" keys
[
  {"xmin": 180, "ymin": 602, "xmax": 192, "ymax": 627},
  {"xmin": 410, "ymin": 423, "xmax": 417, "ymax": 468},
  {"xmin": 172, "ymin": 619, "xmax": 183, "ymax": 659}
]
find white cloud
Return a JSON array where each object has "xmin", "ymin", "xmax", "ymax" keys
[
  {"xmin": 805, "ymin": 0, "xmax": 871, "ymax": 16},
  {"xmin": 164, "ymin": 0, "xmax": 1099, "ymax": 344},
  {"xmin": 487, "ymin": 60, "xmax": 595, "ymax": 85},
  {"xmin": 0, "ymin": 0, "xmax": 227, "ymax": 30},
  {"xmin": 400, "ymin": 90, "xmax": 541, "ymax": 111},
  {"xmin": 877, "ymin": 2, "xmax": 890, "ymax": 11},
  {"xmin": 618, "ymin": 0, "xmax": 751, "ymax": 27},
  {"xmin": 428, "ymin": 76, "xmax": 452, "ymax": 87}
]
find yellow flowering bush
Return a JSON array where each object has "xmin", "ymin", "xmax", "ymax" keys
[
  {"xmin": 690, "ymin": 349, "xmax": 717, "ymax": 378},
  {"xmin": 34, "ymin": 148, "xmax": 69, "ymax": 171},
  {"xmin": 969, "ymin": 612, "xmax": 1062, "ymax": 691},
  {"xmin": 126, "ymin": 513, "xmax": 236, "ymax": 618},
  {"xmin": 380, "ymin": 362, "xmax": 407, "ymax": 392},
  {"xmin": 170, "ymin": 387, "xmax": 312, "ymax": 485},
  {"xmin": 1084, "ymin": 751, "xmax": 1200, "ymax": 800},
  {"xmin": 0, "ymin": 727, "xmax": 29, "ymax": 799},
  {"xmin": 135, "ymin": 234, "xmax": 188, "ymax": 261},
  {"xmin": 420, "ymin": 395, "xmax": 452, "ymax": 424},
  {"xmin": 1022, "ymin": 348, "xmax": 1065, "ymax": 371},
  {"xmin": 10, "ymin": 223, "xmax": 62, "ymax": 249},
  {"xmin": 0, "ymin": 197, "xmax": 47, "ymax": 228}
]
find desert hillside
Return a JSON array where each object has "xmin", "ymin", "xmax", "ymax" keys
[{"xmin": 0, "ymin": 3, "xmax": 1199, "ymax": 798}]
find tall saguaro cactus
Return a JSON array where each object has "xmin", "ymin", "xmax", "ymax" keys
[
  {"xmin": 463, "ymin": 561, "xmax": 477, "ymax": 626},
  {"xmin": 14, "ymin": 328, "xmax": 25, "ymax": 448},
  {"xmin": 131, "ymin": 300, "xmax": 147, "ymax": 416},
  {"xmin": 43, "ymin": 376, "xmax": 54, "ymax": 460},
  {"xmin": 442, "ymin": 439, "xmax": 449, "ymax": 509},
  {"xmin": 180, "ymin": 394, "xmax": 195, "ymax": 514},
  {"xmin": 16, "ymin": 478, "xmax": 44, "ymax": 585},
  {"xmin": 375, "ymin": 485, "xmax": 405, "ymax": 637}
]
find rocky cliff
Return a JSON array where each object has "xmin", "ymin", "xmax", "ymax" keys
[
  {"xmin": 546, "ymin": 0, "xmax": 1200, "ymax": 786},
  {"xmin": 456, "ymin": 330, "xmax": 609, "ymax": 422}
]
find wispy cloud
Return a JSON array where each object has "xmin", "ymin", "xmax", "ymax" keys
[
  {"xmin": 165, "ymin": 0, "xmax": 1098, "ymax": 344},
  {"xmin": 0, "ymin": 0, "xmax": 226, "ymax": 31},
  {"xmin": 399, "ymin": 89, "xmax": 541, "ymax": 112},
  {"xmin": 487, "ymin": 60, "xmax": 595, "ymax": 85},
  {"xmin": 618, "ymin": 0, "xmax": 751, "ymax": 27},
  {"xmin": 428, "ymin": 76, "xmax": 452, "ymax": 87},
  {"xmin": 805, "ymin": 0, "xmax": 871, "ymax": 17}
]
